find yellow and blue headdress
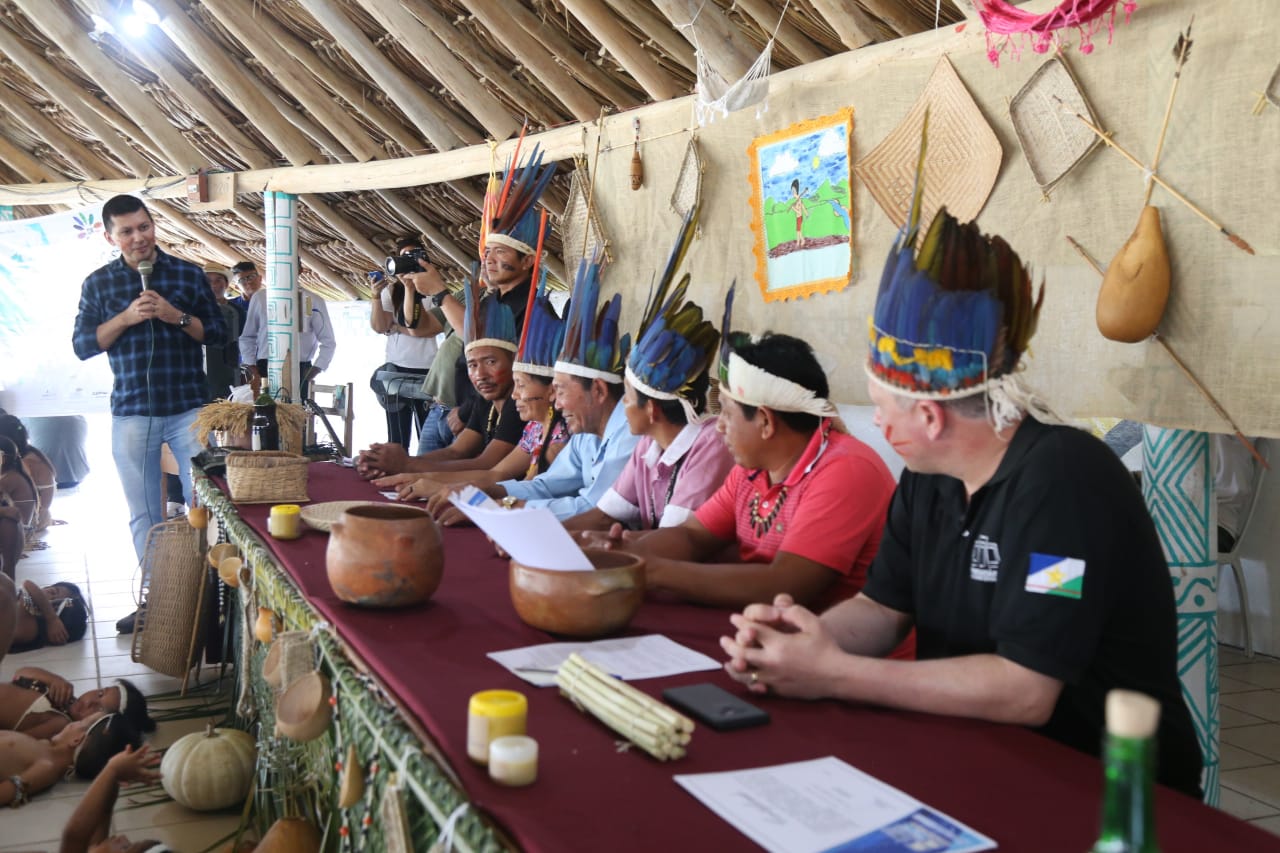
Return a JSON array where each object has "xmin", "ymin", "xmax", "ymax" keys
[
  {"xmin": 514, "ymin": 266, "xmax": 567, "ymax": 377},
  {"xmin": 554, "ymin": 255, "xmax": 629, "ymax": 384},
  {"xmin": 625, "ymin": 209, "xmax": 721, "ymax": 422},
  {"xmin": 462, "ymin": 262, "xmax": 518, "ymax": 355},
  {"xmin": 481, "ymin": 135, "xmax": 557, "ymax": 258},
  {"xmin": 866, "ymin": 118, "xmax": 1043, "ymax": 425}
]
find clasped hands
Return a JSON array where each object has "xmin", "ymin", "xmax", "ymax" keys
[
  {"xmin": 127, "ymin": 290, "xmax": 183, "ymax": 326},
  {"xmin": 720, "ymin": 593, "xmax": 843, "ymax": 699}
]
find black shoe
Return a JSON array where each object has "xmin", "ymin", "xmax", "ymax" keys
[{"xmin": 116, "ymin": 606, "xmax": 145, "ymax": 634}]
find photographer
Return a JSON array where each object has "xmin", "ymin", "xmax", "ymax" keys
[{"xmin": 371, "ymin": 238, "xmax": 439, "ymax": 448}]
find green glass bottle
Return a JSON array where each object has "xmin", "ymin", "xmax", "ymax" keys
[
  {"xmin": 251, "ymin": 390, "xmax": 279, "ymax": 452},
  {"xmin": 1091, "ymin": 690, "xmax": 1161, "ymax": 853}
]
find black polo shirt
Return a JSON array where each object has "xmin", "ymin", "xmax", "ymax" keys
[{"xmin": 863, "ymin": 417, "xmax": 1202, "ymax": 796}]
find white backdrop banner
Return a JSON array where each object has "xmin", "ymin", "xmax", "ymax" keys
[{"xmin": 0, "ymin": 204, "xmax": 118, "ymax": 416}]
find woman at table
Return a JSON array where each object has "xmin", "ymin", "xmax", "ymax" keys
[{"xmin": 378, "ymin": 369, "xmax": 568, "ymax": 505}]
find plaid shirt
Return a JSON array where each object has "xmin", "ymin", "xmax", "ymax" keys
[{"xmin": 72, "ymin": 248, "xmax": 226, "ymax": 416}]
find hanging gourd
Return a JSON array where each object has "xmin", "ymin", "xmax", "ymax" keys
[
  {"xmin": 630, "ymin": 118, "xmax": 643, "ymax": 190},
  {"xmin": 160, "ymin": 723, "xmax": 256, "ymax": 811},
  {"xmin": 256, "ymin": 817, "xmax": 322, "ymax": 852},
  {"xmin": 338, "ymin": 743, "xmax": 364, "ymax": 808},
  {"xmin": 1096, "ymin": 206, "xmax": 1171, "ymax": 342}
]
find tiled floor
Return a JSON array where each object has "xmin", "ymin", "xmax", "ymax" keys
[
  {"xmin": 1, "ymin": 453, "xmax": 241, "ymax": 851},
  {"xmin": 1219, "ymin": 647, "xmax": 1280, "ymax": 835}
]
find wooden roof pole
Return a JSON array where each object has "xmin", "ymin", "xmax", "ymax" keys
[
  {"xmin": 399, "ymin": 0, "xmax": 563, "ymax": 128},
  {"xmin": 228, "ymin": 203, "xmax": 360, "ymax": 298},
  {"xmin": 375, "ymin": 189, "xmax": 477, "ymax": 270},
  {"xmin": 650, "ymin": 0, "xmax": 762, "ymax": 80},
  {"xmin": 299, "ymin": 193, "xmax": 386, "ymax": 269},
  {"xmin": 76, "ymin": 0, "xmax": 271, "ymax": 170},
  {"xmin": 0, "ymin": 132, "xmax": 66, "ymax": 183},
  {"xmin": 732, "ymin": 0, "xmax": 829, "ymax": 63},
  {"xmin": 10, "ymin": 0, "xmax": 204, "ymax": 171},
  {"xmin": 500, "ymin": 1, "xmax": 645, "ymax": 109},
  {"xmin": 457, "ymin": 1, "xmax": 602, "ymax": 122},
  {"xmin": 256, "ymin": 87, "xmax": 350, "ymax": 160},
  {"xmin": 145, "ymin": 0, "xmax": 325, "ymax": 166},
  {"xmin": 806, "ymin": 0, "xmax": 885, "ymax": 48},
  {"xmin": 0, "ymin": 25, "xmax": 165, "ymax": 171},
  {"xmin": 602, "ymin": 0, "xmax": 698, "ymax": 72},
  {"xmin": 351, "ymin": 0, "xmax": 519, "ymax": 141},
  {"xmin": 558, "ymin": 0, "xmax": 679, "ymax": 101},
  {"xmin": 292, "ymin": 0, "xmax": 470, "ymax": 151},
  {"xmin": 858, "ymin": 0, "xmax": 929, "ymax": 36},
  {"xmin": 198, "ymin": 0, "xmax": 381, "ymax": 163},
  {"xmin": 0, "ymin": 89, "xmax": 117, "ymax": 180},
  {"xmin": 811, "ymin": 1, "xmax": 882, "ymax": 48},
  {"xmin": 148, "ymin": 200, "xmax": 244, "ymax": 265}
]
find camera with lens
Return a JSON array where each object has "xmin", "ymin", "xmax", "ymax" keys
[{"xmin": 385, "ymin": 248, "xmax": 429, "ymax": 276}]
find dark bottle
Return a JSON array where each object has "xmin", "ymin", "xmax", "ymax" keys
[
  {"xmin": 1091, "ymin": 690, "xmax": 1161, "ymax": 853},
  {"xmin": 251, "ymin": 391, "xmax": 279, "ymax": 451}
]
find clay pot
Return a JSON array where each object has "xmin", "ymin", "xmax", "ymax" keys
[
  {"xmin": 275, "ymin": 671, "xmax": 332, "ymax": 742},
  {"xmin": 326, "ymin": 504, "xmax": 443, "ymax": 608},
  {"xmin": 509, "ymin": 548, "xmax": 645, "ymax": 638}
]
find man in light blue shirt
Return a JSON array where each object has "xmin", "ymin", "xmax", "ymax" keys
[{"xmin": 494, "ymin": 385, "xmax": 637, "ymax": 519}]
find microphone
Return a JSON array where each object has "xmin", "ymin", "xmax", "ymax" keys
[{"xmin": 137, "ymin": 260, "xmax": 153, "ymax": 291}]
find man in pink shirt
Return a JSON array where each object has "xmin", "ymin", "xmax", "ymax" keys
[{"xmin": 617, "ymin": 330, "xmax": 897, "ymax": 612}]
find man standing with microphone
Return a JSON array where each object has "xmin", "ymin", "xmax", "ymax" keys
[{"xmin": 72, "ymin": 195, "xmax": 225, "ymax": 632}]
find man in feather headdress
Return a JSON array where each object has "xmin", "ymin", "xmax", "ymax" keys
[
  {"xmin": 357, "ymin": 141, "xmax": 555, "ymax": 477},
  {"xmin": 721, "ymin": 134, "xmax": 1202, "ymax": 797},
  {"xmin": 565, "ymin": 212, "xmax": 734, "ymax": 533}
]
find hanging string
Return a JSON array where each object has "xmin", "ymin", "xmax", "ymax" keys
[{"xmin": 979, "ymin": 0, "xmax": 1137, "ymax": 66}]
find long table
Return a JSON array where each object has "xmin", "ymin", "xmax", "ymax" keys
[{"xmin": 202, "ymin": 461, "xmax": 1279, "ymax": 852}]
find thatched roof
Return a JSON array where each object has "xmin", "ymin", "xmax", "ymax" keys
[{"xmin": 0, "ymin": 0, "xmax": 964, "ymax": 298}]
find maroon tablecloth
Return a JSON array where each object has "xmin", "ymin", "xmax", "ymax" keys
[{"xmin": 220, "ymin": 462, "xmax": 1278, "ymax": 853}]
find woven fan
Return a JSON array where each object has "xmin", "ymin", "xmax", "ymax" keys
[
  {"xmin": 1009, "ymin": 56, "xmax": 1102, "ymax": 195},
  {"xmin": 855, "ymin": 56, "xmax": 1002, "ymax": 233},
  {"xmin": 561, "ymin": 155, "xmax": 613, "ymax": 269},
  {"xmin": 669, "ymin": 136, "xmax": 704, "ymax": 218}
]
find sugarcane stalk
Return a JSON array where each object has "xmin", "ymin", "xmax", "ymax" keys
[
  {"xmin": 563, "ymin": 654, "xmax": 695, "ymax": 732},
  {"xmin": 556, "ymin": 654, "xmax": 693, "ymax": 760}
]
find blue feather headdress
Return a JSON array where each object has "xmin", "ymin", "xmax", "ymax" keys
[
  {"xmin": 867, "ymin": 114, "xmax": 1043, "ymax": 401},
  {"xmin": 625, "ymin": 208, "xmax": 720, "ymax": 420},
  {"xmin": 462, "ymin": 262, "xmax": 518, "ymax": 355},
  {"xmin": 554, "ymin": 254, "xmax": 630, "ymax": 384},
  {"xmin": 482, "ymin": 136, "xmax": 557, "ymax": 258},
  {"xmin": 514, "ymin": 266, "xmax": 567, "ymax": 377}
]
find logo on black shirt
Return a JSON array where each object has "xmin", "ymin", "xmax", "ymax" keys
[{"xmin": 970, "ymin": 534, "xmax": 1000, "ymax": 582}]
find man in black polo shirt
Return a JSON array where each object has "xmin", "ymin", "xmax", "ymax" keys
[{"xmin": 721, "ymin": 197, "xmax": 1202, "ymax": 797}]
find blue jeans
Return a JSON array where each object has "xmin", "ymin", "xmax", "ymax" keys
[
  {"xmin": 416, "ymin": 403, "xmax": 455, "ymax": 455},
  {"xmin": 111, "ymin": 408, "xmax": 203, "ymax": 562}
]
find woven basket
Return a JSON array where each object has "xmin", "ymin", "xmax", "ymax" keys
[
  {"xmin": 1009, "ymin": 56, "xmax": 1101, "ymax": 194},
  {"xmin": 226, "ymin": 451, "xmax": 310, "ymax": 504},
  {"xmin": 131, "ymin": 519, "xmax": 207, "ymax": 680},
  {"xmin": 855, "ymin": 56, "xmax": 1002, "ymax": 232}
]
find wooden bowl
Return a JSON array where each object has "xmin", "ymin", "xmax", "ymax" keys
[
  {"xmin": 217, "ymin": 557, "xmax": 243, "ymax": 588},
  {"xmin": 274, "ymin": 671, "xmax": 332, "ymax": 742},
  {"xmin": 509, "ymin": 549, "xmax": 645, "ymax": 638},
  {"xmin": 208, "ymin": 542, "xmax": 239, "ymax": 570}
]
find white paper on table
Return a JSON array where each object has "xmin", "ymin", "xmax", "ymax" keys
[
  {"xmin": 378, "ymin": 490, "xmax": 399, "ymax": 500},
  {"xmin": 488, "ymin": 634, "xmax": 721, "ymax": 687},
  {"xmin": 447, "ymin": 493, "xmax": 592, "ymax": 571},
  {"xmin": 675, "ymin": 757, "xmax": 996, "ymax": 853}
]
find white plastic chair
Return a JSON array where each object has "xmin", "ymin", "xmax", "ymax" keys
[{"xmin": 1219, "ymin": 441, "xmax": 1269, "ymax": 658}]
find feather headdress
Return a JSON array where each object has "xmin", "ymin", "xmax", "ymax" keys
[
  {"xmin": 514, "ymin": 266, "xmax": 567, "ymax": 377},
  {"xmin": 866, "ymin": 114, "xmax": 1043, "ymax": 401},
  {"xmin": 625, "ymin": 208, "xmax": 720, "ymax": 421},
  {"xmin": 554, "ymin": 255, "xmax": 630, "ymax": 384},
  {"xmin": 481, "ymin": 128, "xmax": 557, "ymax": 258},
  {"xmin": 462, "ymin": 262, "xmax": 518, "ymax": 355}
]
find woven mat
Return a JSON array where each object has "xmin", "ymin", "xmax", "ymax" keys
[
  {"xmin": 299, "ymin": 500, "xmax": 379, "ymax": 533},
  {"xmin": 1009, "ymin": 56, "xmax": 1101, "ymax": 193},
  {"xmin": 855, "ymin": 56, "xmax": 1002, "ymax": 231},
  {"xmin": 561, "ymin": 158, "xmax": 613, "ymax": 270},
  {"xmin": 670, "ymin": 136, "xmax": 703, "ymax": 218}
]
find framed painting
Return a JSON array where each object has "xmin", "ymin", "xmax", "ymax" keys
[{"xmin": 747, "ymin": 109, "xmax": 854, "ymax": 303}]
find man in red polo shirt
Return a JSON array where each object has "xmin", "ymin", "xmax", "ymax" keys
[{"xmin": 616, "ymin": 332, "xmax": 897, "ymax": 613}]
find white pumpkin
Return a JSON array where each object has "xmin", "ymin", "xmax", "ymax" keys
[{"xmin": 161, "ymin": 723, "xmax": 257, "ymax": 811}]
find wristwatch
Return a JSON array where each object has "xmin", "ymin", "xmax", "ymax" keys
[
  {"xmin": 431, "ymin": 290, "xmax": 450, "ymax": 308},
  {"xmin": 501, "ymin": 495, "xmax": 519, "ymax": 509},
  {"xmin": 178, "ymin": 312, "xmax": 192, "ymax": 328}
]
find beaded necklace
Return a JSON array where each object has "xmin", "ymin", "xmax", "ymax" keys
[
  {"xmin": 747, "ymin": 487, "xmax": 788, "ymax": 538},
  {"xmin": 524, "ymin": 409, "xmax": 556, "ymax": 481}
]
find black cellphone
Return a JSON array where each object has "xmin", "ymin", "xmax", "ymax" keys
[{"xmin": 662, "ymin": 683, "xmax": 770, "ymax": 732}]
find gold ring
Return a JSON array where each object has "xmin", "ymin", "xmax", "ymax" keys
[{"xmin": 749, "ymin": 671, "xmax": 759, "ymax": 686}]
